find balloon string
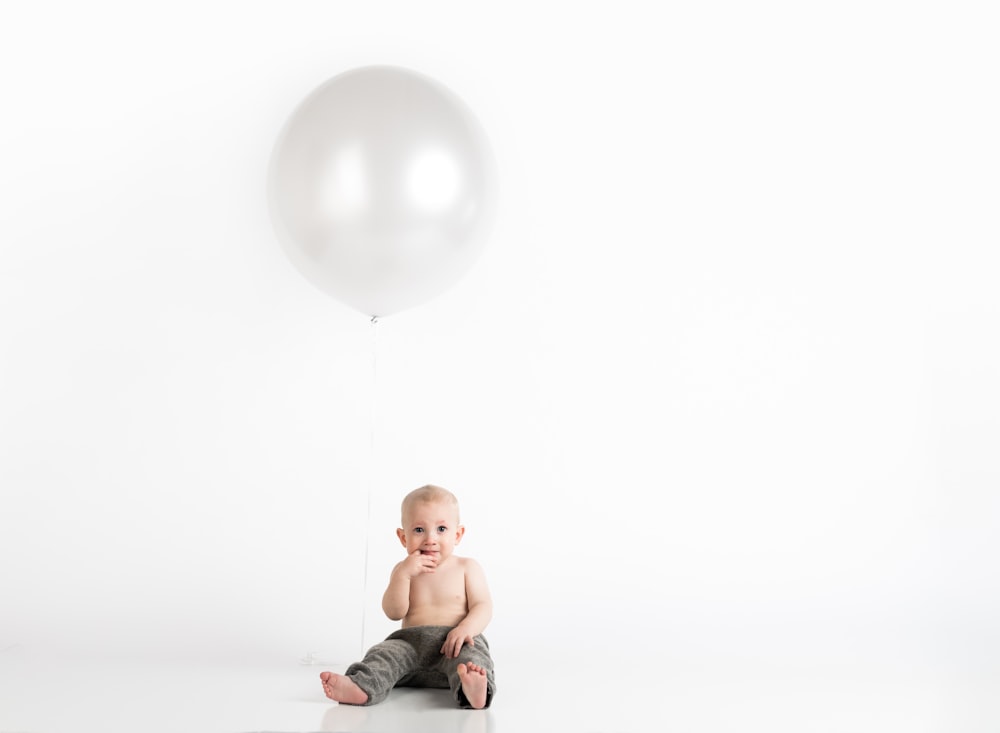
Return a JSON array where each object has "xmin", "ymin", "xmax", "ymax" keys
[{"xmin": 361, "ymin": 316, "xmax": 378, "ymax": 658}]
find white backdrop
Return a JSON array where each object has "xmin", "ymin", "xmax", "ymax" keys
[{"xmin": 1, "ymin": 0, "xmax": 997, "ymax": 681}]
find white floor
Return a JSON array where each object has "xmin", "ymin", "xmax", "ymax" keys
[{"xmin": 1, "ymin": 645, "xmax": 996, "ymax": 732}]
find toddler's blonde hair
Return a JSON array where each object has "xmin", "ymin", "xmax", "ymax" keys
[{"xmin": 401, "ymin": 484, "xmax": 460, "ymax": 523}]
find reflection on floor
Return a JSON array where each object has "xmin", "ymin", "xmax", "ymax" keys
[{"xmin": 0, "ymin": 645, "xmax": 996, "ymax": 732}]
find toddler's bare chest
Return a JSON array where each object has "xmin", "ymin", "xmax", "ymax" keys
[{"xmin": 410, "ymin": 567, "xmax": 467, "ymax": 609}]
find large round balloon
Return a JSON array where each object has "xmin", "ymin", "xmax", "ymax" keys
[{"xmin": 267, "ymin": 66, "xmax": 497, "ymax": 317}]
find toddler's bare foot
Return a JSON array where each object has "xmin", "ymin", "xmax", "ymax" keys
[
  {"xmin": 320, "ymin": 671, "xmax": 368, "ymax": 705},
  {"xmin": 457, "ymin": 663, "xmax": 489, "ymax": 709}
]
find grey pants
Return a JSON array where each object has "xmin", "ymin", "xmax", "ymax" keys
[{"xmin": 346, "ymin": 625, "xmax": 496, "ymax": 708}]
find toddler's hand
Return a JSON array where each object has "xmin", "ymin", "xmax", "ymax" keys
[
  {"xmin": 401, "ymin": 549, "xmax": 438, "ymax": 578},
  {"xmin": 441, "ymin": 626, "xmax": 475, "ymax": 659}
]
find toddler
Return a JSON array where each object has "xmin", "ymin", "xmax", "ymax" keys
[{"xmin": 320, "ymin": 484, "xmax": 495, "ymax": 709}]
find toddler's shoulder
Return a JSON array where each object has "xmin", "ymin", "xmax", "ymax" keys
[{"xmin": 458, "ymin": 556, "xmax": 486, "ymax": 574}]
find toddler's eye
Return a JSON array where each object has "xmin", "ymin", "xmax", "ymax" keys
[
  {"xmin": 437, "ymin": 526, "xmax": 448, "ymax": 533},
  {"xmin": 413, "ymin": 527, "xmax": 424, "ymax": 534}
]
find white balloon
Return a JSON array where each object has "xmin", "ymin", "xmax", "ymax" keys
[{"xmin": 267, "ymin": 66, "xmax": 498, "ymax": 317}]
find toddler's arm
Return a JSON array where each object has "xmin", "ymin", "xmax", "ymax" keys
[
  {"xmin": 441, "ymin": 559, "xmax": 493, "ymax": 658},
  {"xmin": 382, "ymin": 549, "xmax": 436, "ymax": 620}
]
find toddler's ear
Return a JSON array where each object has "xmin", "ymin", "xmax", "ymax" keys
[
  {"xmin": 454, "ymin": 525, "xmax": 466, "ymax": 543},
  {"xmin": 396, "ymin": 528, "xmax": 407, "ymax": 547}
]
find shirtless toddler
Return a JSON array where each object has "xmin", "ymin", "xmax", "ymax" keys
[{"xmin": 320, "ymin": 485, "xmax": 495, "ymax": 709}]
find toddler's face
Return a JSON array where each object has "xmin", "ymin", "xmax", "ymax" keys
[{"xmin": 397, "ymin": 500, "xmax": 465, "ymax": 562}]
